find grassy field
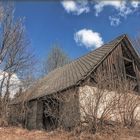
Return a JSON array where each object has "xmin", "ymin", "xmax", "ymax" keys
[{"xmin": 0, "ymin": 127, "xmax": 139, "ymax": 140}]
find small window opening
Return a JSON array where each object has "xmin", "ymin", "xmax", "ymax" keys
[
  {"xmin": 124, "ymin": 59, "xmax": 136, "ymax": 78},
  {"xmin": 124, "ymin": 58, "xmax": 139, "ymax": 92}
]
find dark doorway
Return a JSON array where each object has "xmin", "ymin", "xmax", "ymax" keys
[{"xmin": 43, "ymin": 97, "xmax": 59, "ymax": 130}]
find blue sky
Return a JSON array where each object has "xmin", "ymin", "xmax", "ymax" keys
[{"xmin": 14, "ymin": 1, "xmax": 140, "ymax": 60}]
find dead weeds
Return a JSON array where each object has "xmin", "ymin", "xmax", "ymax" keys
[{"xmin": 0, "ymin": 127, "xmax": 139, "ymax": 140}]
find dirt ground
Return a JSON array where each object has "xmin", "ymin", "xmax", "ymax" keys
[{"xmin": 0, "ymin": 127, "xmax": 139, "ymax": 140}]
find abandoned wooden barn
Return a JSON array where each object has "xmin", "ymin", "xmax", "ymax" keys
[{"xmin": 11, "ymin": 34, "xmax": 140, "ymax": 130}]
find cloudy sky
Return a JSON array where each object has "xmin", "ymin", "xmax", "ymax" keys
[{"xmin": 15, "ymin": 1, "xmax": 140, "ymax": 60}]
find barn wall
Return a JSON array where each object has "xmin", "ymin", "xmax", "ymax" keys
[
  {"xmin": 26, "ymin": 100, "xmax": 37, "ymax": 129},
  {"xmin": 78, "ymin": 85, "xmax": 140, "ymax": 122},
  {"xmin": 26, "ymin": 99, "xmax": 44, "ymax": 130},
  {"xmin": 59, "ymin": 88, "xmax": 80, "ymax": 129},
  {"xmin": 78, "ymin": 85, "xmax": 117, "ymax": 121},
  {"xmin": 36, "ymin": 100, "xmax": 43, "ymax": 129},
  {"xmin": 135, "ymin": 65, "xmax": 140, "ymax": 93}
]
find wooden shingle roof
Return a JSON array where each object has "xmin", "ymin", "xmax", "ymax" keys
[{"xmin": 13, "ymin": 34, "xmax": 140, "ymax": 103}]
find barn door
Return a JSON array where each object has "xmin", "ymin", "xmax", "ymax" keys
[{"xmin": 43, "ymin": 97, "xmax": 59, "ymax": 130}]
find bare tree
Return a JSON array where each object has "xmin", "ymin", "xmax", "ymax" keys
[
  {"xmin": 133, "ymin": 33, "xmax": 140, "ymax": 56},
  {"xmin": 42, "ymin": 43, "xmax": 70, "ymax": 75},
  {"xmin": 0, "ymin": 4, "xmax": 35, "ymax": 124}
]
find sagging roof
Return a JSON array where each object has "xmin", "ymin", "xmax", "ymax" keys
[{"xmin": 13, "ymin": 34, "xmax": 140, "ymax": 104}]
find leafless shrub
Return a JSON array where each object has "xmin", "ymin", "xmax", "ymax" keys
[
  {"xmin": 42, "ymin": 88, "xmax": 79, "ymax": 131},
  {"xmin": 79, "ymin": 70, "xmax": 140, "ymax": 133},
  {"xmin": 79, "ymin": 71, "xmax": 118, "ymax": 133},
  {"xmin": 115, "ymin": 80, "xmax": 140, "ymax": 127}
]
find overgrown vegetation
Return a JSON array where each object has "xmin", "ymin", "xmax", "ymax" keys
[
  {"xmin": 0, "ymin": 3, "xmax": 35, "ymax": 126},
  {"xmin": 38, "ymin": 70, "xmax": 140, "ymax": 134}
]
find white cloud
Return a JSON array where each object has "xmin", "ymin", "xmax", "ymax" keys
[
  {"xmin": 94, "ymin": 0, "xmax": 140, "ymax": 26},
  {"xmin": 61, "ymin": 1, "xmax": 140, "ymax": 26},
  {"xmin": 0, "ymin": 71, "xmax": 21, "ymax": 98},
  {"xmin": 131, "ymin": 1, "xmax": 140, "ymax": 8},
  {"xmin": 94, "ymin": 1, "xmax": 124, "ymax": 16},
  {"xmin": 74, "ymin": 29, "xmax": 103, "ymax": 49},
  {"xmin": 61, "ymin": 0, "xmax": 89, "ymax": 15},
  {"xmin": 94, "ymin": 1, "xmax": 133, "ymax": 17},
  {"xmin": 118, "ymin": 3, "xmax": 132, "ymax": 18},
  {"xmin": 109, "ymin": 16, "xmax": 121, "ymax": 26}
]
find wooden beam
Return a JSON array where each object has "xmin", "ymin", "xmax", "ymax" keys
[
  {"xmin": 126, "ymin": 74, "xmax": 137, "ymax": 80},
  {"xmin": 122, "ymin": 56, "xmax": 133, "ymax": 62}
]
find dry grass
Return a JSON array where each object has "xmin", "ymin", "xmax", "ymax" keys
[{"xmin": 0, "ymin": 127, "xmax": 139, "ymax": 140}]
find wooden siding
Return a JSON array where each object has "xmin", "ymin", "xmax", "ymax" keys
[
  {"xmin": 89, "ymin": 42, "xmax": 140, "ymax": 93},
  {"xmin": 26, "ymin": 100, "xmax": 37, "ymax": 129},
  {"xmin": 135, "ymin": 66, "xmax": 140, "ymax": 92},
  {"xmin": 89, "ymin": 44, "xmax": 125, "ymax": 89},
  {"xmin": 36, "ymin": 100, "xmax": 43, "ymax": 129},
  {"xmin": 26, "ymin": 100, "xmax": 43, "ymax": 130}
]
